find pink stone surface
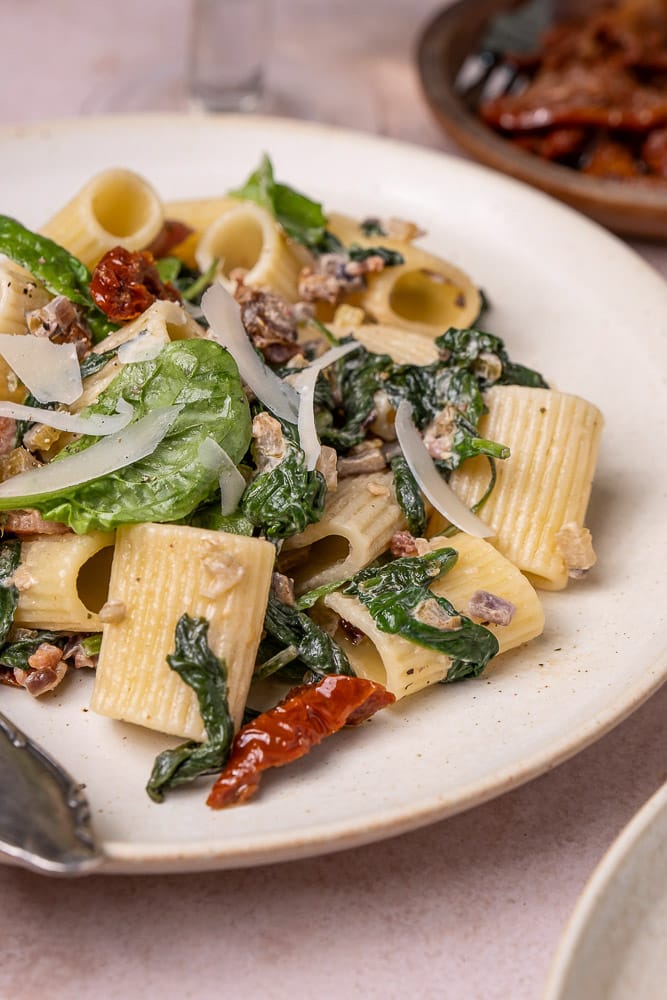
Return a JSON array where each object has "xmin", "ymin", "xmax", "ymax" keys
[{"xmin": 1, "ymin": 3, "xmax": 665, "ymax": 998}]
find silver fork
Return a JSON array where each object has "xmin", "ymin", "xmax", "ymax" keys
[
  {"xmin": 0, "ymin": 710, "xmax": 102, "ymax": 875},
  {"xmin": 455, "ymin": 0, "xmax": 601, "ymax": 102}
]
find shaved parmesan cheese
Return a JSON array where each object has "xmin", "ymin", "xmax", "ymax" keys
[
  {"xmin": 289, "ymin": 342, "xmax": 361, "ymax": 471},
  {"xmin": 0, "ymin": 334, "xmax": 82, "ymax": 404},
  {"xmin": 117, "ymin": 332, "xmax": 165, "ymax": 364},
  {"xmin": 0, "ymin": 398, "xmax": 134, "ymax": 436},
  {"xmin": 288, "ymin": 341, "xmax": 360, "ymax": 383},
  {"xmin": 198, "ymin": 437, "xmax": 247, "ymax": 515},
  {"xmin": 201, "ymin": 283, "xmax": 299, "ymax": 423},
  {"xmin": 294, "ymin": 367, "xmax": 320, "ymax": 471},
  {"xmin": 0, "ymin": 405, "xmax": 182, "ymax": 502},
  {"xmin": 394, "ymin": 400, "xmax": 494, "ymax": 538}
]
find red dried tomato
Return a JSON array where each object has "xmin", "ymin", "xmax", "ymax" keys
[
  {"xmin": 206, "ymin": 675, "xmax": 395, "ymax": 809},
  {"xmin": 146, "ymin": 219, "xmax": 194, "ymax": 259},
  {"xmin": 90, "ymin": 246, "xmax": 181, "ymax": 322}
]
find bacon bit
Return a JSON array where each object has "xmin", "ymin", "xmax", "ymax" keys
[
  {"xmin": 337, "ymin": 447, "xmax": 386, "ymax": 478},
  {"xmin": 251, "ymin": 411, "xmax": 288, "ymax": 474},
  {"xmin": 467, "ymin": 590, "xmax": 516, "ymax": 626},
  {"xmin": 145, "ymin": 219, "xmax": 194, "ymax": 259},
  {"xmin": 207, "ymin": 675, "xmax": 395, "ymax": 808},
  {"xmin": 271, "ymin": 571, "xmax": 296, "ymax": 607},
  {"xmin": 0, "ymin": 669, "xmax": 22, "ymax": 688},
  {"xmin": 316, "ymin": 445, "xmax": 338, "ymax": 491},
  {"xmin": 26, "ymin": 295, "xmax": 93, "ymax": 359},
  {"xmin": 338, "ymin": 618, "xmax": 366, "ymax": 645},
  {"xmin": 62, "ymin": 637, "xmax": 98, "ymax": 670},
  {"xmin": 234, "ymin": 282, "xmax": 301, "ymax": 364},
  {"xmin": 0, "ymin": 447, "xmax": 41, "ymax": 483},
  {"xmin": 391, "ymin": 530, "xmax": 418, "ymax": 557},
  {"xmin": 2, "ymin": 509, "xmax": 69, "ymax": 537},
  {"xmin": 0, "ymin": 417, "xmax": 17, "ymax": 457},
  {"xmin": 90, "ymin": 246, "xmax": 181, "ymax": 322},
  {"xmin": 17, "ymin": 652, "xmax": 68, "ymax": 697},
  {"xmin": 414, "ymin": 598, "xmax": 462, "ymax": 631}
]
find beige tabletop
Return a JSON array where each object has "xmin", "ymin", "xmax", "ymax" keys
[{"xmin": 1, "ymin": 2, "xmax": 666, "ymax": 998}]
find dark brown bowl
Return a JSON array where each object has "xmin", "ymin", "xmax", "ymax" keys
[{"xmin": 416, "ymin": 0, "xmax": 667, "ymax": 240}]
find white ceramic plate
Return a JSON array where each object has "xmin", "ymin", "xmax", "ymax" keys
[
  {"xmin": 544, "ymin": 780, "xmax": 667, "ymax": 1000},
  {"xmin": 1, "ymin": 114, "xmax": 666, "ymax": 874}
]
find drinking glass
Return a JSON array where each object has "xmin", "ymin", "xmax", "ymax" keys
[{"xmin": 188, "ymin": 0, "xmax": 269, "ymax": 113}]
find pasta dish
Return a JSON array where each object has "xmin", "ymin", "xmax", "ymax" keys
[{"xmin": 0, "ymin": 157, "xmax": 603, "ymax": 808}]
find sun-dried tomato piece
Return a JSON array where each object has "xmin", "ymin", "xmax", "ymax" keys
[
  {"xmin": 146, "ymin": 219, "xmax": 194, "ymax": 259},
  {"xmin": 206, "ymin": 675, "xmax": 395, "ymax": 809},
  {"xmin": 90, "ymin": 246, "xmax": 181, "ymax": 322}
]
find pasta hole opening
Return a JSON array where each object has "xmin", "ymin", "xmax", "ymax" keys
[
  {"xmin": 91, "ymin": 177, "xmax": 157, "ymax": 239},
  {"xmin": 290, "ymin": 535, "xmax": 351, "ymax": 591},
  {"xmin": 389, "ymin": 269, "xmax": 467, "ymax": 327},
  {"xmin": 77, "ymin": 545, "xmax": 114, "ymax": 614},
  {"xmin": 210, "ymin": 215, "xmax": 265, "ymax": 278},
  {"xmin": 333, "ymin": 628, "xmax": 387, "ymax": 688}
]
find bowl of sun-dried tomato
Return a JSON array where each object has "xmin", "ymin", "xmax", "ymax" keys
[{"xmin": 417, "ymin": 0, "xmax": 667, "ymax": 239}]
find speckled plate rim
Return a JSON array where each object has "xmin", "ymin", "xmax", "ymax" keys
[
  {"xmin": 543, "ymin": 779, "xmax": 667, "ymax": 999},
  {"xmin": 1, "ymin": 112, "xmax": 666, "ymax": 875}
]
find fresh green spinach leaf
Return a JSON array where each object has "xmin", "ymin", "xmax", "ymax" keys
[
  {"xmin": 0, "ymin": 339, "xmax": 252, "ymax": 533},
  {"xmin": 231, "ymin": 154, "xmax": 337, "ymax": 254}
]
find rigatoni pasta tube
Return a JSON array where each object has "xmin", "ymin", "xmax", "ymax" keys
[
  {"xmin": 39, "ymin": 168, "xmax": 164, "ymax": 269},
  {"xmin": 360, "ymin": 243, "xmax": 482, "ymax": 337},
  {"xmin": 70, "ymin": 300, "xmax": 203, "ymax": 416},
  {"xmin": 446, "ymin": 385, "xmax": 603, "ymax": 590},
  {"xmin": 330, "ymin": 320, "xmax": 438, "ymax": 366},
  {"xmin": 324, "ymin": 534, "xmax": 544, "ymax": 699},
  {"xmin": 196, "ymin": 201, "xmax": 303, "ymax": 302},
  {"xmin": 90, "ymin": 524, "xmax": 274, "ymax": 741},
  {"xmin": 279, "ymin": 470, "xmax": 406, "ymax": 593},
  {"xmin": 14, "ymin": 531, "xmax": 115, "ymax": 632}
]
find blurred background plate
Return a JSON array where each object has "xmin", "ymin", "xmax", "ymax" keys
[
  {"xmin": 417, "ymin": 0, "xmax": 667, "ymax": 239},
  {"xmin": 544, "ymin": 780, "xmax": 667, "ymax": 999}
]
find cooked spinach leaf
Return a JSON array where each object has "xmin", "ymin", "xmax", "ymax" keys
[
  {"xmin": 360, "ymin": 218, "xmax": 387, "ymax": 237},
  {"xmin": 0, "ymin": 216, "xmax": 115, "ymax": 342},
  {"xmin": 344, "ymin": 549, "xmax": 499, "ymax": 680},
  {"xmin": 0, "ymin": 539, "xmax": 21, "ymax": 646},
  {"xmin": 348, "ymin": 244, "xmax": 404, "ymax": 267},
  {"xmin": 436, "ymin": 327, "xmax": 548, "ymax": 389},
  {"xmin": 241, "ymin": 433, "xmax": 327, "ymax": 541},
  {"xmin": 260, "ymin": 591, "xmax": 354, "ymax": 679},
  {"xmin": 391, "ymin": 455, "xmax": 427, "ymax": 535},
  {"xmin": 154, "ymin": 256, "xmax": 217, "ymax": 305},
  {"xmin": 79, "ymin": 347, "xmax": 116, "ymax": 380},
  {"xmin": 146, "ymin": 615, "xmax": 235, "ymax": 802},
  {"xmin": 0, "ymin": 339, "xmax": 252, "ymax": 533},
  {"xmin": 0, "ymin": 629, "xmax": 64, "ymax": 670}
]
